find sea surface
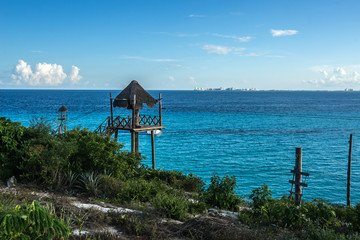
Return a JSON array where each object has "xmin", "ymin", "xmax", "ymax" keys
[{"xmin": 1, "ymin": 89, "xmax": 360, "ymax": 204}]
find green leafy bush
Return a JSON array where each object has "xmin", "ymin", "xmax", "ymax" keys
[
  {"xmin": 62, "ymin": 128, "xmax": 142, "ymax": 180},
  {"xmin": 249, "ymin": 184, "xmax": 272, "ymax": 210},
  {"xmin": 116, "ymin": 179, "xmax": 163, "ymax": 203},
  {"xmin": 98, "ymin": 175, "xmax": 123, "ymax": 198},
  {"xmin": 152, "ymin": 192, "xmax": 189, "ymax": 220},
  {"xmin": 19, "ymin": 125, "xmax": 76, "ymax": 186},
  {"xmin": 201, "ymin": 174, "xmax": 243, "ymax": 211},
  {"xmin": 241, "ymin": 185, "xmax": 342, "ymax": 230},
  {"xmin": 0, "ymin": 200, "xmax": 70, "ymax": 239},
  {"xmin": 303, "ymin": 199, "xmax": 339, "ymax": 228},
  {"xmin": 137, "ymin": 167, "xmax": 205, "ymax": 193},
  {"xmin": 0, "ymin": 117, "xmax": 27, "ymax": 180},
  {"xmin": 188, "ymin": 201, "xmax": 207, "ymax": 215},
  {"xmin": 0, "ymin": 118, "xmax": 142, "ymax": 187},
  {"xmin": 336, "ymin": 203, "xmax": 360, "ymax": 232}
]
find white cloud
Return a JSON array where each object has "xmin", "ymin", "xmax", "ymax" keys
[
  {"xmin": 271, "ymin": 29, "xmax": 298, "ymax": 37},
  {"xmin": 212, "ymin": 33, "xmax": 253, "ymax": 42},
  {"xmin": 169, "ymin": 76, "xmax": 175, "ymax": 82},
  {"xmin": 69, "ymin": 65, "xmax": 82, "ymax": 84},
  {"xmin": 308, "ymin": 65, "xmax": 360, "ymax": 86},
  {"xmin": 123, "ymin": 56, "xmax": 177, "ymax": 62},
  {"xmin": 189, "ymin": 14, "xmax": 204, "ymax": 18},
  {"xmin": 11, "ymin": 60, "xmax": 81, "ymax": 86},
  {"xmin": 202, "ymin": 45, "xmax": 245, "ymax": 55}
]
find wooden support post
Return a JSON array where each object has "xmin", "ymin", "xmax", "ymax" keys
[
  {"xmin": 134, "ymin": 108, "xmax": 140, "ymax": 153},
  {"xmin": 295, "ymin": 147, "xmax": 302, "ymax": 206},
  {"xmin": 135, "ymin": 132, "xmax": 139, "ymax": 153},
  {"xmin": 131, "ymin": 131, "xmax": 135, "ymax": 153},
  {"xmin": 131, "ymin": 94, "xmax": 136, "ymax": 153},
  {"xmin": 114, "ymin": 129, "xmax": 118, "ymax": 142},
  {"xmin": 110, "ymin": 92, "xmax": 113, "ymax": 127},
  {"xmin": 132, "ymin": 94, "xmax": 136, "ymax": 129},
  {"xmin": 151, "ymin": 130, "xmax": 155, "ymax": 169},
  {"xmin": 159, "ymin": 93, "xmax": 162, "ymax": 126},
  {"xmin": 347, "ymin": 134, "xmax": 353, "ymax": 206}
]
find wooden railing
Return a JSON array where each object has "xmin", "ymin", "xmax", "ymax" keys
[
  {"xmin": 96, "ymin": 114, "xmax": 161, "ymax": 136},
  {"xmin": 139, "ymin": 115, "xmax": 160, "ymax": 126},
  {"xmin": 113, "ymin": 115, "xmax": 132, "ymax": 128},
  {"xmin": 95, "ymin": 116, "xmax": 112, "ymax": 136}
]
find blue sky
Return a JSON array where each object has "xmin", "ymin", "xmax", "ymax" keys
[{"xmin": 1, "ymin": 0, "xmax": 360, "ymax": 90}]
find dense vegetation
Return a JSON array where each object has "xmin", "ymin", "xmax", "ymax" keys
[
  {"xmin": 0, "ymin": 200, "xmax": 69, "ymax": 239},
  {"xmin": 2, "ymin": 116, "xmax": 360, "ymax": 239}
]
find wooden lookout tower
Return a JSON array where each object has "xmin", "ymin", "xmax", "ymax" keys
[
  {"xmin": 95, "ymin": 80, "xmax": 165, "ymax": 168},
  {"xmin": 57, "ymin": 105, "xmax": 68, "ymax": 134}
]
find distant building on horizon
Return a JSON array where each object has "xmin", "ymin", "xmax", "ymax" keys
[{"xmin": 194, "ymin": 87, "xmax": 258, "ymax": 91}]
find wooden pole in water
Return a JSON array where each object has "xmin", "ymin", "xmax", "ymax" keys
[
  {"xmin": 295, "ymin": 147, "xmax": 302, "ymax": 206},
  {"xmin": 159, "ymin": 93, "xmax": 162, "ymax": 126},
  {"xmin": 131, "ymin": 94, "xmax": 136, "ymax": 153},
  {"xmin": 110, "ymin": 92, "xmax": 113, "ymax": 127},
  {"xmin": 151, "ymin": 130, "xmax": 155, "ymax": 169},
  {"xmin": 135, "ymin": 109, "xmax": 139, "ymax": 153},
  {"xmin": 347, "ymin": 134, "xmax": 353, "ymax": 206}
]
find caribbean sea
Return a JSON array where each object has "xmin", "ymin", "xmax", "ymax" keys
[{"xmin": 1, "ymin": 89, "xmax": 360, "ymax": 204}]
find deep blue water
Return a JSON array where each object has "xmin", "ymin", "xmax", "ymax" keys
[{"xmin": 1, "ymin": 89, "xmax": 360, "ymax": 205}]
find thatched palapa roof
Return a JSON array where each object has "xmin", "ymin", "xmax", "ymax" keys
[
  {"xmin": 113, "ymin": 80, "xmax": 158, "ymax": 109},
  {"xmin": 58, "ymin": 105, "xmax": 68, "ymax": 112}
]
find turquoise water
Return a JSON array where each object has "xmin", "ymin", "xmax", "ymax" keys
[{"xmin": 1, "ymin": 90, "xmax": 360, "ymax": 204}]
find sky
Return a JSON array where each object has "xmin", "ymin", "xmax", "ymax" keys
[{"xmin": 1, "ymin": 0, "xmax": 360, "ymax": 90}]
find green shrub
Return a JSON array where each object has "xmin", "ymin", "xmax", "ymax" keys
[
  {"xmin": 188, "ymin": 201, "xmax": 207, "ymax": 214},
  {"xmin": 249, "ymin": 184, "xmax": 272, "ymax": 210},
  {"xmin": 0, "ymin": 117, "xmax": 27, "ymax": 180},
  {"xmin": 0, "ymin": 200, "xmax": 70, "ymax": 239},
  {"xmin": 152, "ymin": 192, "xmax": 189, "ymax": 220},
  {"xmin": 116, "ymin": 179, "xmax": 163, "ymax": 203},
  {"xmin": 63, "ymin": 128, "xmax": 142, "ymax": 179},
  {"xmin": 201, "ymin": 174, "xmax": 243, "ymax": 211},
  {"xmin": 19, "ymin": 130, "xmax": 76, "ymax": 186},
  {"xmin": 303, "ymin": 199, "xmax": 339, "ymax": 228},
  {"xmin": 137, "ymin": 167, "xmax": 205, "ymax": 193},
  {"xmin": 242, "ymin": 185, "xmax": 342, "ymax": 230},
  {"xmin": 300, "ymin": 221, "xmax": 360, "ymax": 240},
  {"xmin": 337, "ymin": 203, "xmax": 360, "ymax": 232},
  {"xmin": 98, "ymin": 175, "xmax": 123, "ymax": 198},
  {"xmin": 0, "ymin": 118, "xmax": 142, "ymax": 187}
]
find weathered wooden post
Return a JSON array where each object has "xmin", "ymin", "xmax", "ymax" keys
[
  {"xmin": 135, "ymin": 109, "xmax": 140, "ymax": 153},
  {"xmin": 131, "ymin": 94, "xmax": 136, "ymax": 153},
  {"xmin": 159, "ymin": 93, "xmax": 162, "ymax": 126},
  {"xmin": 295, "ymin": 147, "xmax": 302, "ymax": 206},
  {"xmin": 151, "ymin": 130, "xmax": 155, "ymax": 169},
  {"xmin": 110, "ymin": 92, "xmax": 114, "ymax": 126},
  {"xmin": 114, "ymin": 130, "xmax": 118, "ymax": 142},
  {"xmin": 347, "ymin": 134, "xmax": 353, "ymax": 206}
]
